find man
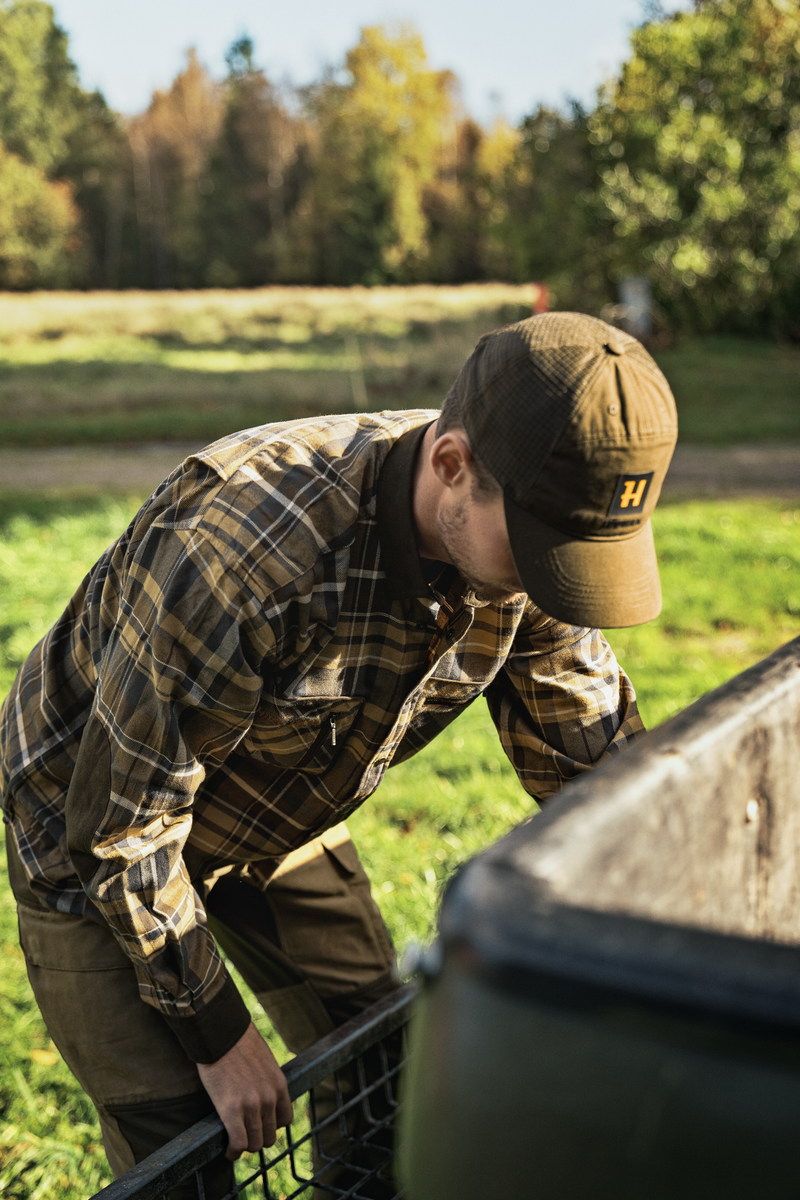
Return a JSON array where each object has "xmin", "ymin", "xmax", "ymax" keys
[{"xmin": 0, "ymin": 313, "xmax": 677, "ymax": 1194}]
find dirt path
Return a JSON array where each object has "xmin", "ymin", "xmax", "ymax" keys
[
  {"xmin": 0, "ymin": 441, "xmax": 798, "ymax": 497},
  {"xmin": 661, "ymin": 443, "xmax": 800, "ymax": 498},
  {"xmin": 0, "ymin": 443, "xmax": 206, "ymax": 494}
]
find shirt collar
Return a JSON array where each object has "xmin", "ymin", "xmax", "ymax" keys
[
  {"xmin": 376, "ymin": 419, "xmax": 493, "ymax": 609},
  {"xmin": 377, "ymin": 420, "xmax": 438, "ymax": 600}
]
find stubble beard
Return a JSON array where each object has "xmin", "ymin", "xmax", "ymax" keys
[{"xmin": 436, "ymin": 502, "xmax": 525, "ymax": 605}]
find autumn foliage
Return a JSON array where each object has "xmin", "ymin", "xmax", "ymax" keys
[{"xmin": 2, "ymin": 1, "xmax": 800, "ymax": 336}]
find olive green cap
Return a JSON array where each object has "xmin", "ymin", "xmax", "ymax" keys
[{"xmin": 450, "ymin": 312, "xmax": 678, "ymax": 628}]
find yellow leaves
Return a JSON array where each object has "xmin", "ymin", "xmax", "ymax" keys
[
  {"xmin": 346, "ymin": 22, "xmax": 425, "ymax": 87},
  {"xmin": 342, "ymin": 23, "xmax": 452, "ymax": 164},
  {"xmin": 697, "ymin": 178, "xmax": 748, "ymax": 223},
  {"xmin": 476, "ymin": 120, "xmax": 521, "ymax": 183},
  {"xmin": 599, "ymin": 163, "xmax": 681, "ymax": 231},
  {"xmin": 383, "ymin": 166, "xmax": 429, "ymax": 267},
  {"xmin": 311, "ymin": 22, "xmax": 464, "ymax": 275},
  {"xmin": 28, "ymin": 1050, "xmax": 58, "ymax": 1067},
  {"xmin": 132, "ymin": 49, "xmax": 225, "ymax": 186},
  {"xmin": 672, "ymin": 240, "xmax": 712, "ymax": 278}
]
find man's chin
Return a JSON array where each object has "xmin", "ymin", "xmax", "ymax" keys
[{"xmin": 469, "ymin": 582, "xmax": 527, "ymax": 604}]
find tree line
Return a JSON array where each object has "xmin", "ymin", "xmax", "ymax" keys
[{"xmin": 1, "ymin": 0, "xmax": 799, "ymax": 337}]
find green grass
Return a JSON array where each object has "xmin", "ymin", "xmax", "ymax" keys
[
  {"xmin": 0, "ymin": 489, "xmax": 798, "ymax": 1196},
  {"xmin": 608, "ymin": 497, "xmax": 800, "ymax": 721},
  {"xmin": 653, "ymin": 336, "xmax": 800, "ymax": 444},
  {"xmin": 0, "ymin": 288, "xmax": 798, "ymax": 448}
]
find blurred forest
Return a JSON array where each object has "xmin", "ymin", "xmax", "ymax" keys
[{"xmin": 1, "ymin": 0, "xmax": 800, "ymax": 336}]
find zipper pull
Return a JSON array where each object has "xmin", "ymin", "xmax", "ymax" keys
[{"xmin": 330, "ymin": 715, "xmax": 337, "ymax": 747}]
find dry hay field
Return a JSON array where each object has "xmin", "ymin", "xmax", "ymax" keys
[
  {"xmin": 0, "ymin": 284, "xmax": 537, "ymax": 448},
  {"xmin": 0, "ymin": 283, "xmax": 799, "ymax": 451}
]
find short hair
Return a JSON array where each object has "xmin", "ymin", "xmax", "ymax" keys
[{"xmin": 437, "ymin": 387, "xmax": 502, "ymax": 499}]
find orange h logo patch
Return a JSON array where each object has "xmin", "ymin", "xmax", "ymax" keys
[
  {"xmin": 619, "ymin": 478, "xmax": 648, "ymax": 508},
  {"xmin": 608, "ymin": 472, "xmax": 654, "ymax": 517}
]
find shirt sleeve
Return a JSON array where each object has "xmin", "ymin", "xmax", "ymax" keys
[
  {"xmin": 64, "ymin": 524, "xmax": 274, "ymax": 1062},
  {"xmin": 484, "ymin": 601, "xmax": 645, "ymax": 802}
]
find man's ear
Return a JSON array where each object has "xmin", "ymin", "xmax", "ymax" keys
[{"xmin": 429, "ymin": 431, "xmax": 474, "ymax": 491}]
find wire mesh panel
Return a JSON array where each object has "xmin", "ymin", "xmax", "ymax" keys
[{"xmin": 91, "ymin": 982, "xmax": 416, "ymax": 1200}]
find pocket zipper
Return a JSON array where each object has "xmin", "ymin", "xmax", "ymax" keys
[{"xmin": 294, "ymin": 715, "xmax": 338, "ymax": 770}]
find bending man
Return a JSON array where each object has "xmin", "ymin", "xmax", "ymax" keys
[{"xmin": 0, "ymin": 313, "xmax": 678, "ymax": 1195}]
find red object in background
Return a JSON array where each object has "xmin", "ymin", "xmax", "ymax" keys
[{"xmin": 531, "ymin": 283, "xmax": 550, "ymax": 315}]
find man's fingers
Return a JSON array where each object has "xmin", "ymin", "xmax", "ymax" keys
[
  {"xmin": 260, "ymin": 1082, "xmax": 293, "ymax": 1147},
  {"xmin": 198, "ymin": 1023, "xmax": 293, "ymax": 1159},
  {"xmin": 259, "ymin": 1105, "xmax": 277, "ymax": 1149},
  {"xmin": 223, "ymin": 1098, "xmax": 269, "ymax": 1159},
  {"xmin": 222, "ymin": 1110, "xmax": 249, "ymax": 1161},
  {"xmin": 245, "ymin": 1101, "xmax": 268, "ymax": 1153},
  {"xmin": 276, "ymin": 1090, "xmax": 294, "ymax": 1130},
  {"xmin": 222, "ymin": 1088, "xmax": 289, "ymax": 1159}
]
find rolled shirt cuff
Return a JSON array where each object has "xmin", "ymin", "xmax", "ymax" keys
[{"xmin": 163, "ymin": 972, "xmax": 252, "ymax": 1063}]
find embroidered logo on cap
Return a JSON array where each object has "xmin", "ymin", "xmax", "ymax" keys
[{"xmin": 608, "ymin": 472, "xmax": 654, "ymax": 516}]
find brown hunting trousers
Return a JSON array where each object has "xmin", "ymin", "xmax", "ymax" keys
[{"xmin": 8, "ymin": 823, "xmax": 399, "ymax": 1196}]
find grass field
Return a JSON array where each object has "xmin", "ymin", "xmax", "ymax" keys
[
  {"xmin": 0, "ymin": 485, "xmax": 798, "ymax": 1197},
  {"xmin": 0, "ymin": 286, "xmax": 532, "ymax": 448},
  {"xmin": 0, "ymin": 287, "xmax": 799, "ymax": 448}
]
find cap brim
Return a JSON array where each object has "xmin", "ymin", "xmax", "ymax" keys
[{"xmin": 505, "ymin": 494, "xmax": 662, "ymax": 628}]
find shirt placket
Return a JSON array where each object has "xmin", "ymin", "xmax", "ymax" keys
[{"xmin": 355, "ymin": 582, "xmax": 475, "ymax": 798}]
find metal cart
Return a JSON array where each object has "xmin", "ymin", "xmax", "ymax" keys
[
  {"xmin": 403, "ymin": 635, "xmax": 800, "ymax": 1200},
  {"xmin": 91, "ymin": 982, "xmax": 415, "ymax": 1200}
]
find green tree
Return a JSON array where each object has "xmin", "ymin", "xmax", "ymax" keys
[
  {"xmin": 59, "ymin": 88, "xmax": 128, "ymax": 287},
  {"xmin": 197, "ymin": 40, "xmax": 310, "ymax": 286},
  {"xmin": 0, "ymin": 0, "xmax": 82, "ymax": 172},
  {"xmin": 420, "ymin": 114, "xmax": 521, "ymax": 283},
  {"xmin": 0, "ymin": 0, "xmax": 128, "ymax": 287},
  {"xmin": 585, "ymin": 0, "xmax": 800, "ymax": 334},
  {"xmin": 299, "ymin": 23, "xmax": 457, "ymax": 284},
  {"xmin": 0, "ymin": 141, "xmax": 80, "ymax": 287},
  {"xmin": 0, "ymin": 1, "xmax": 93, "ymax": 286},
  {"xmin": 485, "ymin": 104, "xmax": 596, "ymax": 301}
]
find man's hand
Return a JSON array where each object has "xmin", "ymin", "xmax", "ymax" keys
[{"xmin": 197, "ymin": 1022, "xmax": 293, "ymax": 1160}]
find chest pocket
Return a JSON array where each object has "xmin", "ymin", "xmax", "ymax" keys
[
  {"xmin": 419, "ymin": 678, "xmax": 486, "ymax": 713},
  {"xmin": 242, "ymin": 695, "xmax": 363, "ymax": 773},
  {"xmin": 421, "ymin": 643, "xmax": 494, "ymax": 713}
]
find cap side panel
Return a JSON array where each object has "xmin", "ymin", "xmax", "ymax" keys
[
  {"xmin": 565, "ymin": 357, "xmax": 678, "ymax": 448},
  {"xmin": 461, "ymin": 356, "xmax": 578, "ymax": 495},
  {"xmin": 613, "ymin": 359, "xmax": 678, "ymax": 442},
  {"xmin": 460, "ymin": 343, "xmax": 609, "ymax": 501}
]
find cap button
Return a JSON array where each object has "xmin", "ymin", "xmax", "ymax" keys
[{"xmin": 604, "ymin": 338, "xmax": 626, "ymax": 356}]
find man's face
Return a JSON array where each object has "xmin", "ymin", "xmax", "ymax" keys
[{"xmin": 436, "ymin": 486, "xmax": 526, "ymax": 604}]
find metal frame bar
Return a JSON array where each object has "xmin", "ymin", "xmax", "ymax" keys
[{"xmin": 90, "ymin": 982, "xmax": 417, "ymax": 1200}]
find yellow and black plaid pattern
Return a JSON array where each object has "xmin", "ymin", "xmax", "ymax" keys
[{"xmin": 1, "ymin": 411, "xmax": 644, "ymax": 1038}]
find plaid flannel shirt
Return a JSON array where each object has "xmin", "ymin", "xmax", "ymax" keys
[{"xmin": 1, "ymin": 411, "xmax": 644, "ymax": 1061}]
